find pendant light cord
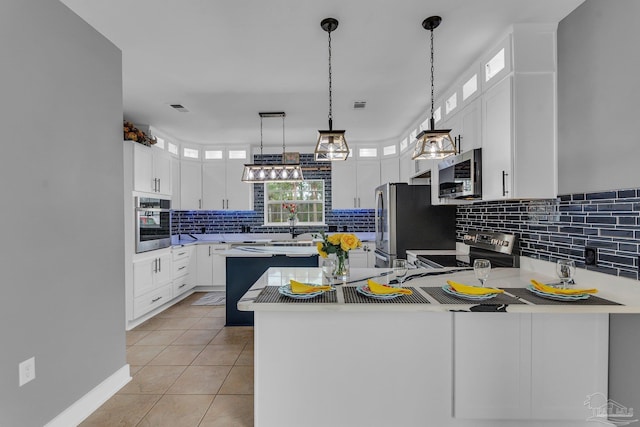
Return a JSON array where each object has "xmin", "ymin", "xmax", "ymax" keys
[
  {"xmin": 327, "ymin": 27, "xmax": 333, "ymax": 130},
  {"xmin": 282, "ymin": 115, "xmax": 286, "ymax": 156},
  {"xmin": 259, "ymin": 115, "xmax": 264, "ymax": 164},
  {"xmin": 430, "ymin": 27, "xmax": 435, "ymax": 123}
]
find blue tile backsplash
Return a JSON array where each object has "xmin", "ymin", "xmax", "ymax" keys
[
  {"xmin": 172, "ymin": 153, "xmax": 375, "ymax": 235},
  {"xmin": 456, "ymin": 188, "xmax": 640, "ymax": 280}
]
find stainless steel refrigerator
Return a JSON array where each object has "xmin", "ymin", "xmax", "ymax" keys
[{"xmin": 374, "ymin": 183, "xmax": 456, "ymax": 268}]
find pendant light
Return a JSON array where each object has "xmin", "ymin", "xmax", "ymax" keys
[
  {"xmin": 314, "ymin": 18, "xmax": 349, "ymax": 161},
  {"xmin": 412, "ymin": 16, "xmax": 458, "ymax": 160},
  {"xmin": 241, "ymin": 112, "xmax": 304, "ymax": 183}
]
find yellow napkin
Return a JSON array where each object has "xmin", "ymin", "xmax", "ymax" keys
[
  {"xmin": 530, "ymin": 279, "xmax": 597, "ymax": 295},
  {"xmin": 290, "ymin": 280, "xmax": 331, "ymax": 294},
  {"xmin": 367, "ymin": 279, "xmax": 412, "ymax": 295},
  {"xmin": 447, "ymin": 280, "xmax": 504, "ymax": 295}
]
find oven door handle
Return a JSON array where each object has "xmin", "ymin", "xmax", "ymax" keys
[{"xmin": 375, "ymin": 252, "xmax": 389, "ymax": 261}]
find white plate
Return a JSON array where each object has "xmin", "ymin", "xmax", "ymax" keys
[
  {"xmin": 442, "ymin": 284, "xmax": 498, "ymax": 301},
  {"xmin": 278, "ymin": 284, "xmax": 325, "ymax": 300},
  {"xmin": 356, "ymin": 284, "xmax": 403, "ymax": 300},
  {"xmin": 526, "ymin": 285, "xmax": 589, "ymax": 301}
]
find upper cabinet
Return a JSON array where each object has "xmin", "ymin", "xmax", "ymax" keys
[
  {"xmin": 332, "ymin": 147, "xmax": 381, "ymax": 209},
  {"xmin": 481, "ymin": 25, "xmax": 557, "ymax": 200},
  {"xmin": 133, "ymin": 143, "xmax": 172, "ymax": 196},
  {"xmin": 422, "ymin": 24, "xmax": 558, "ymax": 202}
]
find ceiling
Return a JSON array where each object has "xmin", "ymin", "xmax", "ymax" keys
[{"xmin": 60, "ymin": 0, "xmax": 585, "ymax": 148}]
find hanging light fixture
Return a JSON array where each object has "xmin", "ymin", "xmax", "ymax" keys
[
  {"xmin": 242, "ymin": 112, "xmax": 304, "ymax": 183},
  {"xmin": 412, "ymin": 16, "xmax": 458, "ymax": 160},
  {"xmin": 314, "ymin": 18, "xmax": 349, "ymax": 161}
]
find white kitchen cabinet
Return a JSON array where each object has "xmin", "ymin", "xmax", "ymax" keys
[
  {"xmin": 363, "ymin": 242, "xmax": 376, "ymax": 268},
  {"xmin": 481, "ymin": 72, "xmax": 556, "ymax": 200},
  {"xmin": 399, "ymin": 150, "xmax": 413, "ymax": 184},
  {"xmin": 196, "ymin": 244, "xmax": 228, "ymax": 288},
  {"xmin": 380, "ymin": 157, "xmax": 400, "ymax": 185},
  {"xmin": 202, "ymin": 158, "xmax": 252, "ymax": 210},
  {"xmin": 480, "ymin": 25, "xmax": 557, "ymax": 201},
  {"xmin": 133, "ymin": 143, "xmax": 172, "ymax": 196},
  {"xmin": 172, "ymin": 246, "xmax": 196, "ymax": 297},
  {"xmin": 202, "ymin": 162, "xmax": 226, "ymax": 210},
  {"xmin": 348, "ymin": 247, "xmax": 368, "ymax": 268},
  {"xmin": 132, "ymin": 249, "xmax": 173, "ymax": 318},
  {"xmin": 170, "ymin": 156, "xmax": 181, "ymax": 209},
  {"xmin": 180, "ymin": 160, "xmax": 203, "ymax": 210},
  {"xmin": 332, "ymin": 158, "xmax": 380, "ymax": 209},
  {"xmin": 453, "ymin": 313, "xmax": 608, "ymax": 421}
]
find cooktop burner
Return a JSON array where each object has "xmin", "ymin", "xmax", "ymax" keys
[{"xmin": 416, "ymin": 231, "xmax": 520, "ymax": 269}]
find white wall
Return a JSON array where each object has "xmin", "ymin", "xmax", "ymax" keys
[
  {"xmin": 0, "ymin": 1, "xmax": 125, "ymax": 425},
  {"xmin": 557, "ymin": 0, "xmax": 640, "ymax": 194},
  {"xmin": 557, "ymin": 0, "xmax": 640, "ymax": 415}
]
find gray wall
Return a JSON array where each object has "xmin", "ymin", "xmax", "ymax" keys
[
  {"xmin": 558, "ymin": 0, "xmax": 640, "ymax": 194},
  {"xmin": 558, "ymin": 0, "xmax": 640, "ymax": 415},
  {"xmin": 0, "ymin": 1, "xmax": 125, "ymax": 426}
]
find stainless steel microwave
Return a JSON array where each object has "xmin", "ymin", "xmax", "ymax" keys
[{"xmin": 438, "ymin": 148, "xmax": 482, "ymax": 199}]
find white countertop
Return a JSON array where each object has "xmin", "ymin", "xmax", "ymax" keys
[
  {"xmin": 172, "ymin": 231, "xmax": 376, "ymax": 246},
  {"xmin": 222, "ymin": 245, "xmax": 319, "ymax": 257},
  {"xmin": 238, "ymin": 265, "xmax": 640, "ymax": 313}
]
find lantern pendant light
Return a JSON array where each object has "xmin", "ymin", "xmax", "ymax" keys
[
  {"xmin": 412, "ymin": 16, "xmax": 458, "ymax": 160},
  {"xmin": 241, "ymin": 112, "xmax": 304, "ymax": 183},
  {"xmin": 314, "ymin": 18, "xmax": 349, "ymax": 161}
]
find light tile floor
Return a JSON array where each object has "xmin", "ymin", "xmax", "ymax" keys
[{"xmin": 80, "ymin": 293, "xmax": 254, "ymax": 427}]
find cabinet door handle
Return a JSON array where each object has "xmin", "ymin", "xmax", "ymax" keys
[
  {"xmin": 198, "ymin": 199, "xmax": 202, "ymax": 209},
  {"xmin": 502, "ymin": 170, "xmax": 509, "ymax": 196},
  {"xmin": 178, "ymin": 283, "xmax": 187, "ymax": 289},
  {"xmin": 157, "ymin": 178, "xmax": 161, "ymax": 192},
  {"xmin": 177, "ymin": 251, "xmax": 186, "ymax": 256},
  {"xmin": 153, "ymin": 258, "xmax": 158, "ymax": 273},
  {"xmin": 222, "ymin": 199, "xmax": 225, "ymax": 209},
  {"xmin": 178, "ymin": 266, "xmax": 186, "ymax": 271},
  {"xmin": 158, "ymin": 257, "xmax": 161, "ymax": 272},
  {"xmin": 151, "ymin": 296, "xmax": 162, "ymax": 303},
  {"xmin": 354, "ymin": 198, "xmax": 357, "ymax": 208},
  {"xmin": 209, "ymin": 246, "xmax": 212, "ymax": 256},
  {"xmin": 358, "ymin": 197, "xmax": 361, "ymax": 208}
]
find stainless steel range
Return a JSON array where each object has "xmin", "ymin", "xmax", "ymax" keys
[{"xmin": 416, "ymin": 231, "xmax": 519, "ymax": 269}]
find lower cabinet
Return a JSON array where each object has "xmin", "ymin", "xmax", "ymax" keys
[
  {"xmin": 132, "ymin": 249, "xmax": 173, "ymax": 319},
  {"xmin": 172, "ymin": 246, "xmax": 195, "ymax": 298},
  {"xmin": 453, "ymin": 313, "xmax": 608, "ymax": 421},
  {"xmin": 196, "ymin": 243, "xmax": 228, "ymax": 287},
  {"xmin": 349, "ymin": 243, "xmax": 377, "ymax": 268}
]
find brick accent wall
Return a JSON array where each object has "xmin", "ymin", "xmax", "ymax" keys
[{"xmin": 456, "ymin": 189, "xmax": 640, "ymax": 280}]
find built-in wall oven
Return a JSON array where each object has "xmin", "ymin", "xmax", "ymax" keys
[{"xmin": 135, "ymin": 196, "xmax": 171, "ymax": 253}]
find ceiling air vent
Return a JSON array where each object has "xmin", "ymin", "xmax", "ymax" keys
[
  {"xmin": 353, "ymin": 101, "xmax": 366, "ymax": 110},
  {"xmin": 170, "ymin": 104, "xmax": 189, "ymax": 112}
]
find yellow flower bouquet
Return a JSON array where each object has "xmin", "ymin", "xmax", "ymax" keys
[{"xmin": 315, "ymin": 231, "xmax": 362, "ymax": 279}]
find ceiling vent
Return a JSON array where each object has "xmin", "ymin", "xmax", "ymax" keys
[
  {"xmin": 170, "ymin": 104, "xmax": 189, "ymax": 112},
  {"xmin": 353, "ymin": 101, "xmax": 367, "ymax": 110}
]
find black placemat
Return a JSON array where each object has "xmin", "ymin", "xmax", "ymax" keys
[
  {"xmin": 342, "ymin": 287, "xmax": 430, "ymax": 304},
  {"xmin": 254, "ymin": 286, "xmax": 337, "ymax": 304},
  {"xmin": 507, "ymin": 288, "xmax": 622, "ymax": 306},
  {"xmin": 421, "ymin": 287, "xmax": 526, "ymax": 305}
]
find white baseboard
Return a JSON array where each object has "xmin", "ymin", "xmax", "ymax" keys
[{"xmin": 45, "ymin": 364, "xmax": 131, "ymax": 427}]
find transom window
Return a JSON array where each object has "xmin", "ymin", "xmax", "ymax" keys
[{"xmin": 264, "ymin": 180, "xmax": 325, "ymax": 226}]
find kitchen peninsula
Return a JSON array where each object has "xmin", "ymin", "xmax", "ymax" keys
[{"xmin": 239, "ymin": 264, "xmax": 640, "ymax": 427}]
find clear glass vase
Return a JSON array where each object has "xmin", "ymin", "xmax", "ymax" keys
[{"xmin": 334, "ymin": 253, "xmax": 350, "ymax": 282}]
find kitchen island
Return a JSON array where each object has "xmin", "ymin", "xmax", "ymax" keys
[{"xmin": 239, "ymin": 264, "xmax": 640, "ymax": 427}]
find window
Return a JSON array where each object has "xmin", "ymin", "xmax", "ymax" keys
[
  {"xmin": 383, "ymin": 145, "xmax": 396, "ymax": 156},
  {"xmin": 485, "ymin": 48, "xmax": 505, "ymax": 82},
  {"xmin": 359, "ymin": 148, "xmax": 378, "ymax": 158},
  {"xmin": 183, "ymin": 147, "xmax": 199, "ymax": 159},
  {"xmin": 167, "ymin": 142, "xmax": 178, "ymax": 155},
  {"xmin": 228, "ymin": 150, "xmax": 247, "ymax": 160},
  {"xmin": 154, "ymin": 136, "xmax": 165, "ymax": 150},
  {"xmin": 445, "ymin": 93, "xmax": 457, "ymax": 114},
  {"xmin": 463, "ymin": 74, "xmax": 478, "ymax": 100},
  {"xmin": 434, "ymin": 106, "xmax": 442, "ymax": 124},
  {"xmin": 264, "ymin": 180, "xmax": 325, "ymax": 226},
  {"xmin": 204, "ymin": 149, "xmax": 223, "ymax": 160},
  {"xmin": 400, "ymin": 138, "xmax": 408, "ymax": 152}
]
